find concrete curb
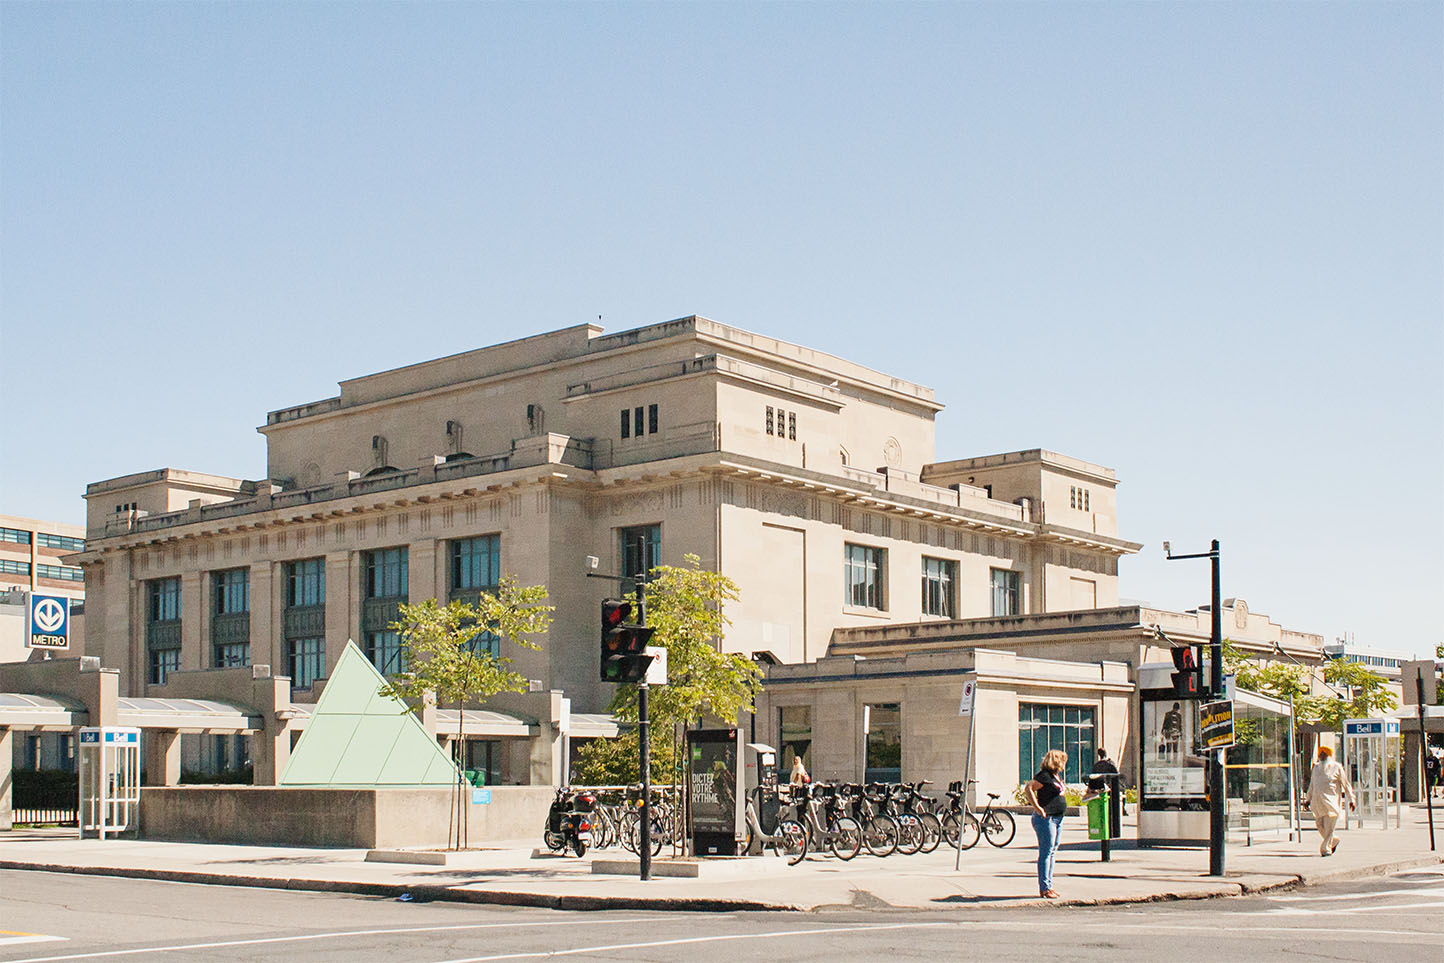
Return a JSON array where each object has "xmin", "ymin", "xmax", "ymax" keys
[
  {"xmin": 0, "ymin": 861, "xmax": 800, "ymax": 913},
  {"xmin": 1, "ymin": 853, "xmax": 1438, "ymax": 913}
]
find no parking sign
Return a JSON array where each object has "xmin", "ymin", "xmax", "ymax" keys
[{"xmin": 29, "ymin": 594, "xmax": 70, "ymax": 650}]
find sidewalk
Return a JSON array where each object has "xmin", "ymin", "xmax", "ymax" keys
[{"xmin": 1, "ymin": 806, "xmax": 1439, "ymax": 913}]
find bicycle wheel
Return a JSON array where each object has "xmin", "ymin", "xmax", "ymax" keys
[
  {"xmin": 941, "ymin": 811, "xmax": 960, "ymax": 847},
  {"xmin": 618, "ymin": 812, "xmax": 639, "ymax": 854},
  {"xmin": 777, "ymin": 819, "xmax": 808, "ymax": 865},
  {"xmin": 916, "ymin": 812, "xmax": 943, "ymax": 853},
  {"xmin": 828, "ymin": 816, "xmax": 862, "ymax": 860},
  {"xmin": 894, "ymin": 814, "xmax": 923, "ymax": 855},
  {"xmin": 957, "ymin": 812, "xmax": 982, "ymax": 850},
  {"xmin": 862, "ymin": 815, "xmax": 898, "ymax": 857},
  {"xmin": 632, "ymin": 818, "xmax": 664, "ymax": 857},
  {"xmin": 983, "ymin": 809, "xmax": 1016, "ymax": 847}
]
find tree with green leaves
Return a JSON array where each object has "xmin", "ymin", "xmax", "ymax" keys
[
  {"xmin": 1222, "ymin": 640, "xmax": 1398, "ymax": 740},
  {"xmin": 380, "ymin": 575, "xmax": 553, "ymax": 848},
  {"xmin": 575, "ymin": 554, "xmax": 761, "ymax": 786}
]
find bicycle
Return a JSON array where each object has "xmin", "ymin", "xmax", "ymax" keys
[
  {"xmin": 742, "ymin": 785, "xmax": 808, "ymax": 865},
  {"xmin": 942, "ymin": 779, "xmax": 1017, "ymax": 850},
  {"xmin": 901, "ymin": 781, "xmax": 943, "ymax": 854},
  {"xmin": 880, "ymin": 782, "xmax": 925, "ymax": 855},
  {"xmin": 796, "ymin": 782, "xmax": 862, "ymax": 860},
  {"xmin": 842, "ymin": 783, "xmax": 899, "ymax": 857}
]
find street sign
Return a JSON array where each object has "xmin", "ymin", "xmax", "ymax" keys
[
  {"xmin": 644, "ymin": 646, "xmax": 668, "ymax": 686},
  {"xmin": 958, "ymin": 680, "xmax": 976, "ymax": 716},
  {"xmin": 1344, "ymin": 718, "xmax": 1399, "ymax": 737},
  {"xmin": 1200, "ymin": 699, "xmax": 1235, "ymax": 751},
  {"xmin": 28, "ymin": 594, "xmax": 70, "ymax": 650}
]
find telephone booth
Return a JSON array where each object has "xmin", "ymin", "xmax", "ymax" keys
[
  {"xmin": 1342, "ymin": 718, "xmax": 1401, "ymax": 831},
  {"xmin": 78, "ymin": 727, "xmax": 141, "ymax": 839}
]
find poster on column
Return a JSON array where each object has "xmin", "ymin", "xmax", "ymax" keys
[{"xmin": 1141, "ymin": 698, "xmax": 1206, "ymax": 803}]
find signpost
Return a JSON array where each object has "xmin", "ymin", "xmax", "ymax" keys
[
  {"xmin": 28, "ymin": 594, "xmax": 70, "ymax": 651},
  {"xmin": 955, "ymin": 679, "xmax": 977, "ymax": 871}
]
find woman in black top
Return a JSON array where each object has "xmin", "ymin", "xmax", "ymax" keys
[{"xmin": 1024, "ymin": 749, "xmax": 1069, "ymax": 898}]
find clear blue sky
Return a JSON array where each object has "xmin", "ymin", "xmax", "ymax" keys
[{"xmin": 2, "ymin": 3, "xmax": 1439, "ymax": 656}]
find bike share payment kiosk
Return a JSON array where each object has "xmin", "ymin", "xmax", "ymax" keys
[
  {"xmin": 78, "ymin": 727, "xmax": 141, "ymax": 839},
  {"xmin": 741, "ymin": 742, "xmax": 778, "ymax": 854},
  {"xmin": 1343, "ymin": 717, "xmax": 1401, "ymax": 830}
]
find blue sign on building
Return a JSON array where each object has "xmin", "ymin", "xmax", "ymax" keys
[{"xmin": 28, "ymin": 594, "xmax": 70, "ymax": 650}]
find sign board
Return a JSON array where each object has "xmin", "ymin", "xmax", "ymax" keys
[
  {"xmin": 687, "ymin": 728, "xmax": 740, "ymax": 855},
  {"xmin": 1200, "ymin": 700, "xmax": 1235, "ymax": 751},
  {"xmin": 644, "ymin": 646, "xmax": 667, "ymax": 687},
  {"xmin": 79, "ymin": 727, "xmax": 140, "ymax": 746},
  {"xmin": 559, "ymin": 697, "xmax": 571, "ymax": 735},
  {"xmin": 1402, "ymin": 660, "xmax": 1440, "ymax": 706},
  {"xmin": 28, "ymin": 594, "xmax": 70, "ymax": 650},
  {"xmin": 958, "ymin": 680, "xmax": 976, "ymax": 716},
  {"xmin": 1344, "ymin": 718, "xmax": 1400, "ymax": 737},
  {"xmin": 471, "ymin": 788, "xmax": 491, "ymax": 805}
]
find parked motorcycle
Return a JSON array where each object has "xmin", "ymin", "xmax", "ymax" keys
[{"xmin": 543, "ymin": 787, "xmax": 596, "ymax": 857}]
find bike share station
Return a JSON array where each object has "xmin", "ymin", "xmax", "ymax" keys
[
  {"xmin": 1343, "ymin": 717, "xmax": 1402, "ymax": 830},
  {"xmin": 78, "ymin": 726, "xmax": 141, "ymax": 840}
]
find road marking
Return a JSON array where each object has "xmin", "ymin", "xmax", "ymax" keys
[
  {"xmin": 1267, "ymin": 900, "xmax": 1444, "ymax": 917},
  {"xmin": 0, "ymin": 916, "xmax": 711, "ymax": 963},
  {"xmin": 1270, "ymin": 885, "xmax": 1444, "ymax": 902},
  {"xmin": 0, "ymin": 933, "xmax": 67, "ymax": 947},
  {"xmin": 424, "ymin": 923, "xmax": 955, "ymax": 963}
]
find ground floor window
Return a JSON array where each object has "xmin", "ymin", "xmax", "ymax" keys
[
  {"xmin": 778, "ymin": 705, "xmax": 812, "ymax": 773},
  {"xmin": 1018, "ymin": 703, "xmax": 1096, "ymax": 784},
  {"xmin": 289, "ymin": 637, "xmax": 325, "ymax": 689},
  {"xmin": 365, "ymin": 630, "xmax": 406, "ymax": 675},
  {"xmin": 464, "ymin": 739, "xmax": 502, "ymax": 787},
  {"xmin": 149, "ymin": 647, "xmax": 181, "ymax": 685},
  {"xmin": 864, "ymin": 703, "xmax": 902, "ymax": 783}
]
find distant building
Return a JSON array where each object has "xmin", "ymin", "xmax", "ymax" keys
[
  {"xmin": 2, "ymin": 513, "xmax": 86, "ymax": 774},
  {"xmin": 1322, "ymin": 639, "xmax": 1413, "ymax": 681}
]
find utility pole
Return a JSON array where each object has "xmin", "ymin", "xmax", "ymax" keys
[{"xmin": 636, "ymin": 564, "xmax": 652, "ymax": 881}]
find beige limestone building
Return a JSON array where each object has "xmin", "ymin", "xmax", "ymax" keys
[{"xmin": 69, "ymin": 316, "xmax": 1142, "ymax": 785}]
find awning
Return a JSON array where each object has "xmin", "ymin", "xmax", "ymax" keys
[
  {"xmin": 435, "ymin": 708, "xmax": 534, "ymax": 738},
  {"xmin": 115, "ymin": 697, "xmax": 263, "ymax": 733},
  {"xmin": 0, "ymin": 692, "xmax": 89, "ymax": 730},
  {"xmin": 569, "ymin": 713, "xmax": 621, "ymax": 738}
]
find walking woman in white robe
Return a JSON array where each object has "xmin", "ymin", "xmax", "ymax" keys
[{"xmin": 1305, "ymin": 745, "xmax": 1355, "ymax": 856}]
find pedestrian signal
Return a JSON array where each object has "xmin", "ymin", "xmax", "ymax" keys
[{"xmin": 600, "ymin": 599, "xmax": 655, "ymax": 683}]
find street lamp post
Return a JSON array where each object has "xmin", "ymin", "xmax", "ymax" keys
[{"xmin": 1164, "ymin": 539, "xmax": 1225, "ymax": 877}]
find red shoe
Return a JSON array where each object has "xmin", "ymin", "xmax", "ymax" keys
[{"xmin": 1042, "ymin": 889, "xmax": 1060, "ymax": 899}]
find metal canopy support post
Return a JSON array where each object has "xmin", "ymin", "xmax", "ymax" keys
[{"xmin": 1419, "ymin": 674, "xmax": 1437, "ymax": 851}]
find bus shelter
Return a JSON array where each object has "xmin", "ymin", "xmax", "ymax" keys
[
  {"xmin": 1343, "ymin": 717, "xmax": 1401, "ymax": 830},
  {"xmin": 1223, "ymin": 689, "xmax": 1296, "ymax": 844}
]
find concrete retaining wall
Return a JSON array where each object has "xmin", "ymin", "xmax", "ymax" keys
[{"xmin": 140, "ymin": 786, "xmax": 552, "ymax": 848}]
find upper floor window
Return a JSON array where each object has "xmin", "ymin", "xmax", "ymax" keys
[
  {"xmin": 990, "ymin": 567, "xmax": 1020, "ymax": 617},
  {"xmin": 286, "ymin": 558, "xmax": 325, "ymax": 608},
  {"xmin": 845, "ymin": 543, "xmax": 886, "ymax": 610},
  {"xmin": 213, "ymin": 569, "xmax": 249, "ymax": 615},
  {"xmin": 364, "ymin": 547, "xmax": 408, "ymax": 599},
  {"xmin": 620, "ymin": 404, "xmax": 659, "ymax": 440},
  {"xmin": 36, "ymin": 532, "xmax": 85, "ymax": 551},
  {"xmin": 451, "ymin": 535, "xmax": 500, "ymax": 592},
  {"xmin": 148, "ymin": 578, "xmax": 181, "ymax": 623},
  {"xmin": 0, "ymin": 527, "xmax": 31, "ymax": 545},
  {"xmin": 766, "ymin": 406, "xmax": 798, "ymax": 440},
  {"xmin": 619, "ymin": 524, "xmax": 660, "ymax": 581},
  {"xmin": 921, "ymin": 557, "xmax": 956, "ymax": 618},
  {"xmin": 1069, "ymin": 486, "xmax": 1091, "ymax": 511}
]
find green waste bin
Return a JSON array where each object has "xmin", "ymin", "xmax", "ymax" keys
[
  {"xmin": 1086, "ymin": 789, "xmax": 1111, "ymax": 840},
  {"xmin": 463, "ymin": 769, "xmax": 486, "ymax": 788}
]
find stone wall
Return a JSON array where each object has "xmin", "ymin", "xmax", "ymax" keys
[{"xmin": 139, "ymin": 785, "xmax": 553, "ymax": 848}]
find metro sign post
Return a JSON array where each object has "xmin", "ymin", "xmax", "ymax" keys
[
  {"xmin": 955, "ymin": 679, "xmax": 977, "ymax": 871},
  {"xmin": 28, "ymin": 594, "xmax": 70, "ymax": 651}
]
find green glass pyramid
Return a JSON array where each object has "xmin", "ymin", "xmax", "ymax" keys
[{"xmin": 280, "ymin": 640, "xmax": 458, "ymax": 787}]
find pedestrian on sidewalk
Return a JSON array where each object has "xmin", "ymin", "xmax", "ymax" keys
[
  {"xmin": 1024, "ymin": 749, "xmax": 1069, "ymax": 899},
  {"xmin": 1305, "ymin": 745, "xmax": 1355, "ymax": 856},
  {"xmin": 789, "ymin": 756, "xmax": 811, "ymax": 787},
  {"xmin": 1087, "ymin": 748, "xmax": 1124, "ymax": 814},
  {"xmin": 1424, "ymin": 748, "xmax": 1441, "ymax": 801}
]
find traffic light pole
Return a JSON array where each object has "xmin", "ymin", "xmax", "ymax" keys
[
  {"xmin": 1164, "ymin": 538, "xmax": 1225, "ymax": 877},
  {"xmin": 636, "ymin": 577, "xmax": 652, "ymax": 881}
]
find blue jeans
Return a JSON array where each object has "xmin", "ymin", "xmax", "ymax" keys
[{"xmin": 1032, "ymin": 813, "xmax": 1063, "ymax": 893}]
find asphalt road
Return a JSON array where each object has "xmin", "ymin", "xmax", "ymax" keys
[{"xmin": 0, "ymin": 867, "xmax": 1440, "ymax": 963}]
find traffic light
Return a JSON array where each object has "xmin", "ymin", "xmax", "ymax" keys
[
  {"xmin": 600, "ymin": 599, "xmax": 655, "ymax": 683},
  {"xmin": 1170, "ymin": 644, "xmax": 1201, "ymax": 698}
]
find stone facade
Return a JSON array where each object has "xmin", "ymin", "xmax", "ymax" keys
[{"xmin": 69, "ymin": 316, "xmax": 1141, "ymax": 783}]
